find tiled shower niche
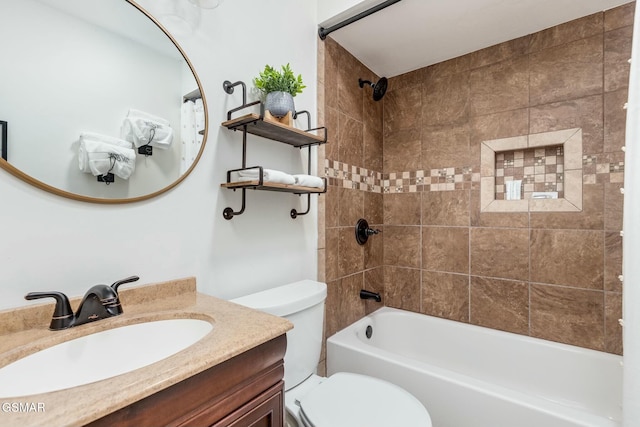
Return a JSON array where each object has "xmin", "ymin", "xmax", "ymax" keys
[
  {"xmin": 480, "ymin": 128, "xmax": 583, "ymax": 213},
  {"xmin": 495, "ymin": 145, "xmax": 565, "ymax": 200}
]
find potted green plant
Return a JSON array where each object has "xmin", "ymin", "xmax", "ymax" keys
[{"xmin": 253, "ymin": 63, "xmax": 305, "ymax": 119}]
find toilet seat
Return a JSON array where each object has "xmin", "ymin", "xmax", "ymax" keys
[{"xmin": 297, "ymin": 372, "xmax": 432, "ymax": 427}]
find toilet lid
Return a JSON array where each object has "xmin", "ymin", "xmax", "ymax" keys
[{"xmin": 298, "ymin": 372, "xmax": 432, "ymax": 427}]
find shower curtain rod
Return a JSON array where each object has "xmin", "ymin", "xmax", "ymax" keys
[{"xmin": 318, "ymin": 0, "xmax": 403, "ymax": 40}]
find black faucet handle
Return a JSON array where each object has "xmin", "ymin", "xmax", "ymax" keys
[
  {"xmin": 24, "ymin": 291, "xmax": 74, "ymax": 330},
  {"xmin": 355, "ymin": 218, "xmax": 381, "ymax": 245},
  {"xmin": 366, "ymin": 227, "xmax": 381, "ymax": 236},
  {"xmin": 111, "ymin": 275, "xmax": 139, "ymax": 293}
]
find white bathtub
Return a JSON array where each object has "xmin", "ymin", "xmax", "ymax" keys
[{"xmin": 327, "ymin": 307, "xmax": 622, "ymax": 427}]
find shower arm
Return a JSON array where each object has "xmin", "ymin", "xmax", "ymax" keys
[{"xmin": 358, "ymin": 79, "xmax": 373, "ymax": 88}]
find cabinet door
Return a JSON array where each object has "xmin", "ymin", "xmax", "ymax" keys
[{"xmin": 212, "ymin": 382, "xmax": 283, "ymax": 427}]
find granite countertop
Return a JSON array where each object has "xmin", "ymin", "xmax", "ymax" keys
[{"xmin": 0, "ymin": 277, "xmax": 292, "ymax": 427}]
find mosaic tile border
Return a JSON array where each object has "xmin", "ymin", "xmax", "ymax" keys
[
  {"xmin": 324, "ymin": 159, "xmax": 480, "ymax": 193},
  {"xmin": 583, "ymin": 155, "xmax": 625, "ymax": 184},
  {"xmin": 324, "ymin": 160, "xmax": 384, "ymax": 192},
  {"xmin": 324, "ymin": 155, "xmax": 625, "ymax": 195},
  {"xmin": 383, "ymin": 167, "xmax": 480, "ymax": 193}
]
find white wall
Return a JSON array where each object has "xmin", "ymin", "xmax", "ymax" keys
[{"xmin": 0, "ymin": 0, "xmax": 319, "ymax": 310}]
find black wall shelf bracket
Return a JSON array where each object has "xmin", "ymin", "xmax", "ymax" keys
[
  {"xmin": 222, "ymin": 126, "xmax": 250, "ymax": 220},
  {"xmin": 291, "ymin": 193, "xmax": 312, "ymax": 219},
  {"xmin": 221, "ymin": 79, "xmax": 327, "ymax": 220},
  {"xmin": 223, "ymin": 80, "xmax": 261, "ymax": 121},
  {"xmin": 223, "ymin": 188, "xmax": 246, "ymax": 220},
  {"xmin": 291, "ymin": 140, "xmax": 317, "ymax": 219}
]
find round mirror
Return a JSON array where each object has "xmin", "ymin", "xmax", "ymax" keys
[{"xmin": 0, "ymin": 0, "xmax": 208, "ymax": 203}]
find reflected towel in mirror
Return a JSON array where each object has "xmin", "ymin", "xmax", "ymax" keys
[
  {"xmin": 122, "ymin": 109, "xmax": 173, "ymax": 149},
  {"xmin": 78, "ymin": 132, "xmax": 136, "ymax": 180}
]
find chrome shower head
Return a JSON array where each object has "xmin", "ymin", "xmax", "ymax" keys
[{"xmin": 359, "ymin": 77, "xmax": 388, "ymax": 101}]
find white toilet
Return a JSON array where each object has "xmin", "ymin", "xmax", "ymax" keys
[{"xmin": 232, "ymin": 280, "xmax": 432, "ymax": 427}]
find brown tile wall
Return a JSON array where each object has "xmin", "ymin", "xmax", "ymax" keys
[
  {"xmin": 318, "ymin": 2, "xmax": 632, "ymax": 360},
  {"xmin": 317, "ymin": 37, "xmax": 385, "ymax": 373}
]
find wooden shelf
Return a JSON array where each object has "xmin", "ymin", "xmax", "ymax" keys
[
  {"xmin": 220, "ymin": 82, "xmax": 327, "ymax": 219},
  {"xmin": 221, "ymin": 180, "xmax": 326, "ymax": 194},
  {"xmin": 221, "ymin": 113, "xmax": 326, "ymax": 148}
]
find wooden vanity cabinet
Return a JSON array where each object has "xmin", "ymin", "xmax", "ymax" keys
[{"xmin": 86, "ymin": 335, "xmax": 286, "ymax": 427}]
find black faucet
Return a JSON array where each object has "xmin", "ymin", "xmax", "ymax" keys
[
  {"xmin": 360, "ymin": 289, "xmax": 382, "ymax": 302},
  {"xmin": 25, "ymin": 276, "xmax": 139, "ymax": 330}
]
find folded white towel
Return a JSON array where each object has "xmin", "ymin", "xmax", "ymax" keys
[
  {"xmin": 293, "ymin": 174, "xmax": 325, "ymax": 188},
  {"xmin": 78, "ymin": 132, "xmax": 136, "ymax": 180},
  {"xmin": 79, "ymin": 132, "xmax": 130, "ymax": 174},
  {"xmin": 122, "ymin": 109, "xmax": 173, "ymax": 149},
  {"xmin": 230, "ymin": 168, "xmax": 296, "ymax": 185}
]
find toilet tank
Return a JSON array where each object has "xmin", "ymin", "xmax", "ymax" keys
[{"xmin": 231, "ymin": 280, "xmax": 327, "ymax": 391}]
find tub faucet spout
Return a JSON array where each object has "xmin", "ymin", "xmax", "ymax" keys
[{"xmin": 360, "ymin": 289, "xmax": 382, "ymax": 302}]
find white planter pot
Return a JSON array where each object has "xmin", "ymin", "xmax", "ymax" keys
[{"xmin": 265, "ymin": 91, "xmax": 295, "ymax": 118}]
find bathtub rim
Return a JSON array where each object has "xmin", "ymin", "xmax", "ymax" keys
[{"xmin": 331, "ymin": 306, "xmax": 623, "ymax": 360}]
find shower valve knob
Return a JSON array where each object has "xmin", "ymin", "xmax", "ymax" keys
[{"xmin": 355, "ymin": 218, "xmax": 380, "ymax": 245}]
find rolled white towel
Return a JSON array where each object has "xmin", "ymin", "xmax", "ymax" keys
[
  {"xmin": 122, "ymin": 109, "xmax": 173, "ymax": 149},
  {"xmin": 78, "ymin": 132, "xmax": 132, "ymax": 173},
  {"xmin": 230, "ymin": 168, "xmax": 296, "ymax": 185},
  {"xmin": 293, "ymin": 174, "xmax": 325, "ymax": 189},
  {"xmin": 79, "ymin": 132, "xmax": 128, "ymax": 173},
  {"xmin": 78, "ymin": 133, "xmax": 136, "ymax": 180}
]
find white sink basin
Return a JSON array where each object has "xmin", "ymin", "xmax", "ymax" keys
[{"xmin": 0, "ymin": 318, "xmax": 213, "ymax": 397}]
